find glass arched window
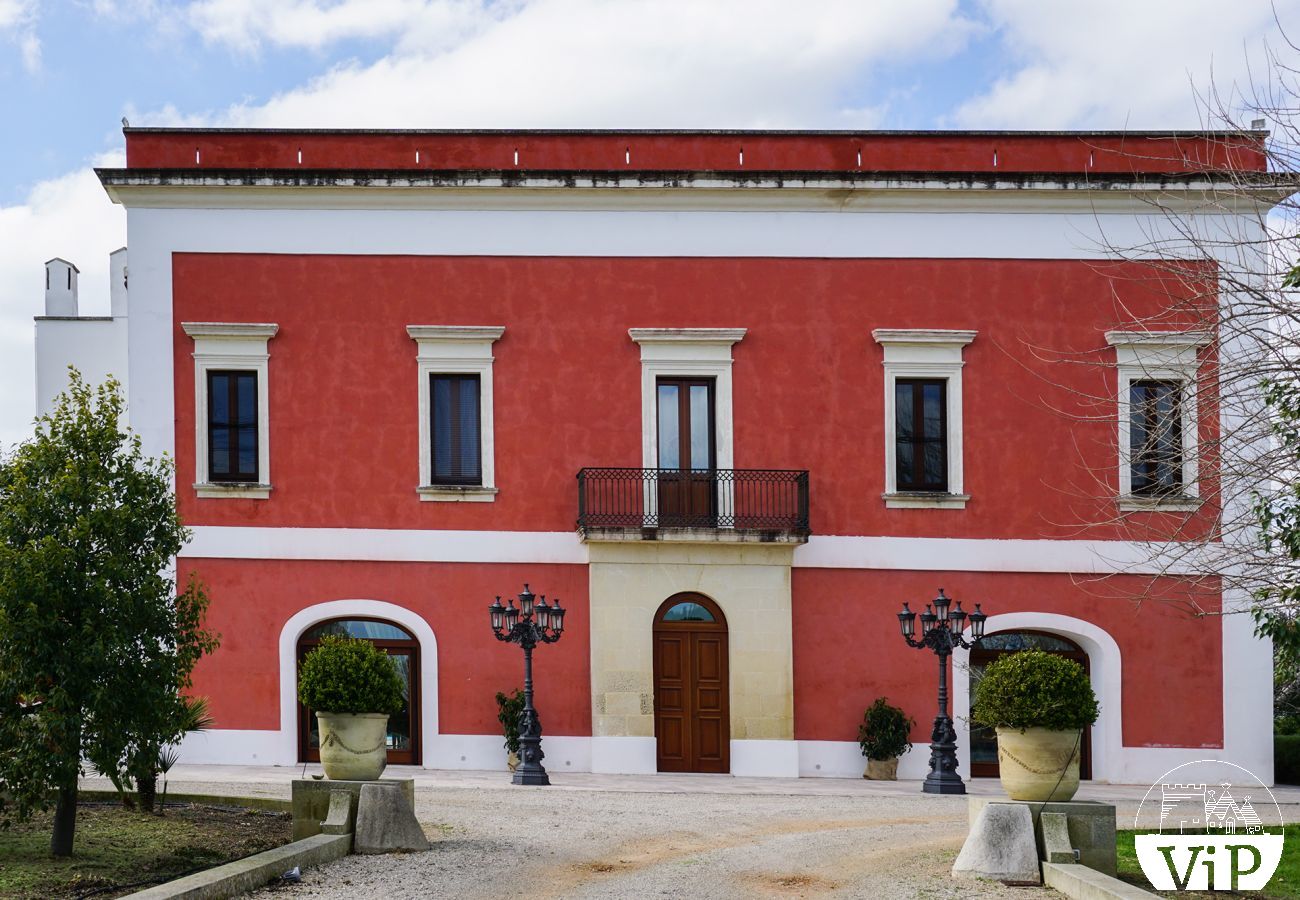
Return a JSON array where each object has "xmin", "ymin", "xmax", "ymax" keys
[
  {"xmin": 661, "ymin": 601, "xmax": 715, "ymax": 622},
  {"xmin": 303, "ymin": 620, "xmax": 414, "ymax": 641},
  {"xmin": 973, "ymin": 631, "xmax": 1079, "ymax": 653}
]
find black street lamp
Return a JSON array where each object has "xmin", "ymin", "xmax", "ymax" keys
[
  {"xmin": 896, "ymin": 589, "xmax": 988, "ymax": 795},
  {"xmin": 489, "ymin": 584, "xmax": 565, "ymax": 786}
]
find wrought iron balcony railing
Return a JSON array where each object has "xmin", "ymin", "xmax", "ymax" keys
[{"xmin": 577, "ymin": 467, "xmax": 810, "ymax": 535}]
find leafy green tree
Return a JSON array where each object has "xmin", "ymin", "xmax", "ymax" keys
[{"xmin": 0, "ymin": 370, "xmax": 218, "ymax": 856}]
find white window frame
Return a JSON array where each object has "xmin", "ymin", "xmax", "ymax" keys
[
  {"xmin": 873, "ymin": 329, "xmax": 976, "ymax": 509},
  {"xmin": 182, "ymin": 322, "xmax": 277, "ymax": 500},
  {"xmin": 629, "ymin": 328, "xmax": 746, "ymax": 525},
  {"xmin": 1106, "ymin": 330, "xmax": 1211, "ymax": 511},
  {"xmin": 408, "ymin": 325, "xmax": 505, "ymax": 502}
]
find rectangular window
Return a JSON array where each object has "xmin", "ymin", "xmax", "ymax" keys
[
  {"xmin": 894, "ymin": 378, "xmax": 947, "ymax": 492},
  {"xmin": 430, "ymin": 374, "xmax": 482, "ymax": 485},
  {"xmin": 207, "ymin": 370, "xmax": 259, "ymax": 483},
  {"xmin": 1129, "ymin": 379, "xmax": 1183, "ymax": 496}
]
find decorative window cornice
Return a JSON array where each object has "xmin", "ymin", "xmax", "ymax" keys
[
  {"xmin": 407, "ymin": 325, "xmax": 505, "ymax": 344},
  {"xmin": 871, "ymin": 329, "xmax": 977, "ymax": 347},
  {"xmin": 182, "ymin": 322, "xmax": 279, "ymax": 340}
]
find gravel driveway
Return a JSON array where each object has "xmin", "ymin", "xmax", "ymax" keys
[{"xmin": 254, "ymin": 783, "xmax": 1032, "ymax": 899}]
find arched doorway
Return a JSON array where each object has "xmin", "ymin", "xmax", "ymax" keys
[
  {"xmin": 968, "ymin": 630, "xmax": 1092, "ymax": 779},
  {"xmin": 297, "ymin": 618, "xmax": 421, "ymax": 765},
  {"xmin": 653, "ymin": 594, "xmax": 729, "ymax": 773}
]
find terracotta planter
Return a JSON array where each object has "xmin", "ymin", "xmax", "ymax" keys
[
  {"xmin": 317, "ymin": 712, "xmax": 389, "ymax": 781},
  {"xmin": 863, "ymin": 757, "xmax": 899, "ymax": 780},
  {"xmin": 507, "ymin": 751, "xmax": 520, "ymax": 772},
  {"xmin": 995, "ymin": 726, "xmax": 1081, "ymax": 801}
]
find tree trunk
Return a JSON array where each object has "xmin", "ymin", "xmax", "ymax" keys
[
  {"xmin": 51, "ymin": 784, "xmax": 77, "ymax": 857},
  {"xmin": 137, "ymin": 772, "xmax": 157, "ymax": 814}
]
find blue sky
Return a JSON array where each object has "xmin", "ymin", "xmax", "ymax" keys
[{"xmin": 0, "ymin": 0, "xmax": 1297, "ymax": 447}]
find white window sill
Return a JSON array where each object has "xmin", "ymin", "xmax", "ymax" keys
[
  {"xmin": 1118, "ymin": 495, "xmax": 1200, "ymax": 512},
  {"xmin": 883, "ymin": 492, "xmax": 970, "ymax": 509},
  {"xmin": 194, "ymin": 482, "xmax": 272, "ymax": 500},
  {"xmin": 417, "ymin": 485, "xmax": 498, "ymax": 502}
]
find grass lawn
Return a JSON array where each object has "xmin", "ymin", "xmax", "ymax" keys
[
  {"xmin": 0, "ymin": 800, "xmax": 291, "ymax": 899},
  {"xmin": 1117, "ymin": 825, "xmax": 1300, "ymax": 898}
]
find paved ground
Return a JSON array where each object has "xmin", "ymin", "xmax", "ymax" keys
[{"xmin": 81, "ymin": 766, "xmax": 1300, "ymax": 899}]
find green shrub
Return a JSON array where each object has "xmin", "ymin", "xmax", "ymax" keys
[
  {"xmin": 496, "ymin": 689, "xmax": 525, "ymax": 755},
  {"xmin": 1277, "ymin": 734, "xmax": 1300, "ymax": 785},
  {"xmin": 297, "ymin": 636, "xmax": 405, "ymax": 716},
  {"xmin": 972, "ymin": 649, "xmax": 1099, "ymax": 732},
  {"xmin": 858, "ymin": 697, "xmax": 914, "ymax": 761}
]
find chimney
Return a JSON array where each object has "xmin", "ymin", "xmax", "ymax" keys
[
  {"xmin": 44, "ymin": 257, "xmax": 79, "ymax": 317},
  {"xmin": 109, "ymin": 247, "xmax": 128, "ymax": 318}
]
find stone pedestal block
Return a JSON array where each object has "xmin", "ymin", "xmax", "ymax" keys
[
  {"xmin": 968, "ymin": 797, "xmax": 1118, "ymax": 876},
  {"xmin": 953, "ymin": 802, "xmax": 1041, "ymax": 884},
  {"xmin": 291, "ymin": 777, "xmax": 416, "ymax": 841},
  {"xmin": 354, "ymin": 782, "xmax": 430, "ymax": 854}
]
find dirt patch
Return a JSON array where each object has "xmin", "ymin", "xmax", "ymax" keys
[
  {"xmin": 740, "ymin": 871, "xmax": 843, "ymax": 894},
  {"xmin": 0, "ymin": 800, "xmax": 291, "ymax": 899}
]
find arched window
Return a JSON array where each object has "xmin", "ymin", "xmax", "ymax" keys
[
  {"xmin": 297, "ymin": 617, "xmax": 420, "ymax": 765},
  {"xmin": 661, "ymin": 600, "xmax": 716, "ymax": 623}
]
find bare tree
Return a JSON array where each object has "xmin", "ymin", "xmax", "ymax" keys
[{"xmin": 991, "ymin": 34, "xmax": 1300, "ymax": 729}]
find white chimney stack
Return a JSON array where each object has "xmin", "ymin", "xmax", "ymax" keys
[
  {"xmin": 44, "ymin": 258, "xmax": 79, "ymax": 317},
  {"xmin": 109, "ymin": 247, "xmax": 128, "ymax": 318}
]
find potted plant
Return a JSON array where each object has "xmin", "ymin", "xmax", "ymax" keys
[
  {"xmin": 297, "ymin": 635, "xmax": 405, "ymax": 781},
  {"xmin": 972, "ymin": 648, "xmax": 1099, "ymax": 801},
  {"xmin": 496, "ymin": 689, "xmax": 525, "ymax": 771},
  {"xmin": 858, "ymin": 697, "xmax": 914, "ymax": 780}
]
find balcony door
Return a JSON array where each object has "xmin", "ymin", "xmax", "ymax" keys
[{"xmin": 656, "ymin": 377, "xmax": 716, "ymax": 526}]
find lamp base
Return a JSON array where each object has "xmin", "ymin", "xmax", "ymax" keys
[
  {"xmin": 922, "ymin": 775, "xmax": 967, "ymax": 795},
  {"xmin": 511, "ymin": 768, "xmax": 551, "ymax": 786}
]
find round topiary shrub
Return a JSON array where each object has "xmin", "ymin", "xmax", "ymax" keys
[
  {"xmin": 297, "ymin": 635, "xmax": 405, "ymax": 716},
  {"xmin": 971, "ymin": 649, "xmax": 1099, "ymax": 732},
  {"xmin": 858, "ymin": 697, "xmax": 915, "ymax": 761}
]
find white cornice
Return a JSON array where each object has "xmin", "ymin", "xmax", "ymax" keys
[
  {"xmin": 98, "ymin": 179, "xmax": 1289, "ymax": 216},
  {"xmin": 407, "ymin": 325, "xmax": 505, "ymax": 343},
  {"xmin": 872, "ymin": 328, "xmax": 977, "ymax": 346},
  {"xmin": 181, "ymin": 322, "xmax": 279, "ymax": 339},
  {"xmin": 629, "ymin": 327, "xmax": 747, "ymax": 345}
]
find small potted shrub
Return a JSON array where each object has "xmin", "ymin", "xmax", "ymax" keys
[
  {"xmin": 298, "ymin": 635, "xmax": 405, "ymax": 781},
  {"xmin": 972, "ymin": 649, "xmax": 1099, "ymax": 801},
  {"xmin": 496, "ymin": 689, "xmax": 525, "ymax": 771},
  {"xmin": 858, "ymin": 697, "xmax": 914, "ymax": 780}
]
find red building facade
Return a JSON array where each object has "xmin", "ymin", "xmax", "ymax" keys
[{"xmin": 40, "ymin": 128, "xmax": 1275, "ymax": 782}]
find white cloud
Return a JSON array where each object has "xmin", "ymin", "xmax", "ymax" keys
[
  {"xmin": 186, "ymin": 0, "xmax": 485, "ymax": 54},
  {"xmin": 0, "ymin": 153, "xmax": 126, "ymax": 451},
  {"xmin": 952, "ymin": 0, "xmax": 1300, "ymax": 128},
  {"xmin": 213, "ymin": 0, "xmax": 974, "ymax": 128},
  {"xmin": 0, "ymin": 0, "xmax": 39, "ymax": 72}
]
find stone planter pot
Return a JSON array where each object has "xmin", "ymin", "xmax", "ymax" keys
[
  {"xmin": 995, "ymin": 726, "xmax": 1081, "ymax": 801},
  {"xmin": 507, "ymin": 751, "xmax": 520, "ymax": 772},
  {"xmin": 863, "ymin": 757, "xmax": 899, "ymax": 780},
  {"xmin": 317, "ymin": 712, "xmax": 389, "ymax": 781}
]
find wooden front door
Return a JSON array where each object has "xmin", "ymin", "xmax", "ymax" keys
[
  {"xmin": 656, "ymin": 378, "xmax": 716, "ymax": 526},
  {"xmin": 653, "ymin": 594, "xmax": 729, "ymax": 773},
  {"xmin": 968, "ymin": 631, "xmax": 1091, "ymax": 780}
]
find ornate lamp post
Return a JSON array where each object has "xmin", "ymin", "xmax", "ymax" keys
[
  {"xmin": 489, "ymin": 584, "xmax": 565, "ymax": 786},
  {"xmin": 897, "ymin": 589, "xmax": 988, "ymax": 795}
]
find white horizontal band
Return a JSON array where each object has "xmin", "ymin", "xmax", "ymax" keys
[{"xmin": 182, "ymin": 526, "xmax": 1197, "ymax": 575}]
